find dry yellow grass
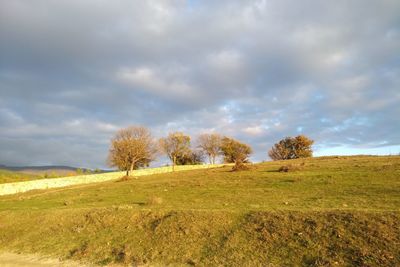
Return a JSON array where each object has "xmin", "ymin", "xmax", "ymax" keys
[{"xmin": 0, "ymin": 156, "xmax": 399, "ymax": 266}]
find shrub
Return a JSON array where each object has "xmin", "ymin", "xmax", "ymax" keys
[
  {"xmin": 232, "ymin": 162, "xmax": 250, "ymax": 171},
  {"xmin": 278, "ymin": 164, "xmax": 301, "ymax": 172}
]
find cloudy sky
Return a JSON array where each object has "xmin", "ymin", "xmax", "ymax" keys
[{"xmin": 0, "ymin": 0, "xmax": 399, "ymax": 168}]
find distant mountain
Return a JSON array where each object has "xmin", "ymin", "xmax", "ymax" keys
[
  {"xmin": 2, "ymin": 165, "xmax": 81, "ymax": 171},
  {"xmin": 0, "ymin": 165, "xmax": 110, "ymax": 176}
]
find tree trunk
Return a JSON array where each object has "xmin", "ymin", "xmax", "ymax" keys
[
  {"xmin": 173, "ymin": 156, "xmax": 176, "ymax": 172},
  {"xmin": 128, "ymin": 162, "xmax": 134, "ymax": 176},
  {"xmin": 235, "ymin": 159, "xmax": 241, "ymax": 167}
]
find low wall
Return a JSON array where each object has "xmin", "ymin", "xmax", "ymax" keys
[{"xmin": 0, "ymin": 164, "xmax": 226, "ymax": 196}]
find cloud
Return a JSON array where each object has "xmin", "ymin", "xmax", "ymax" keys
[
  {"xmin": 116, "ymin": 66, "xmax": 204, "ymax": 106},
  {"xmin": 0, "ymin": 0, "xmax": 399, "ymax": 167}
]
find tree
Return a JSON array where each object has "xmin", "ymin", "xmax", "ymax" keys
[
  {"xmin": 108, "ymin": 126, "xmax": 158, "ymax": 176},
  {"xmin": 197, "ymin": 133, "xmax": 222, "ymax": 164},
  {"xmin": 268, "ymin": 135, "xmax": 314, "ymax": 161},
  {"xmin": 220, "ymin": 136, "xmax": 253, "ymax": 169},
  {"xmin": 159, "ymin": 132, "xmax": 192, "ymax": 171}
]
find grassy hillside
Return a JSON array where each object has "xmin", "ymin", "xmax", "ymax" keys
[
  {"xmin": 0, "ymin": 169, "xmax": 40, "ymax": 184},
  {"xmin": 1, "ymin": 165, "xmax": 102, "ymax": 177},
  {"xmin": 0, "ymin": 167, "xmax": 99, "ymax": 185},
  {"xmin": 0, "ymin": 156, "xmax": 399, "ymax": 266}
]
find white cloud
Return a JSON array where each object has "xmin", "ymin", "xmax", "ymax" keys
[
  {"xmin": 243, "ymin": 126, "xmax": 264, "ymax": 136},
  {"xmin": 116, "ymin": 66, "xmax": 203, "ymax": 104}
]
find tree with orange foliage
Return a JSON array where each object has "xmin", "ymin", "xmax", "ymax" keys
[
  {"xmin": 220, "ymin": 136, "xmax": 252, "ymax": 170},
  {"xmin": 108, "ymin": 126, "xmax": 158, "ymax": 176},
  {"xmin": 268, "ymin": 135, "xmax": 314, "ymax": 161}
]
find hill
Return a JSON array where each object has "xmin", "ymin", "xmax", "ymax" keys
[
  {"xmin": 0, "ymin": 169, "xmax": 41, "ymax": 184},
  {"xmin": 0, "ymin": 165, "xmax": 110, "ymax": 184},
  {"xmin": 0, "ymin": 165, "xmax": 99, "ymax": 176},
  {"xmin": 0, "ymin": 155, "xmax": 399, "ymax": 266}
]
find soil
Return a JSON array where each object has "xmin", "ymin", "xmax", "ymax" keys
[{"xmin": 0, "ymin": 252, "xmax": 91, "ymax": 267}]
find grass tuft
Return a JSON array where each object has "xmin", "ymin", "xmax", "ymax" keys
[
  {"xmin": 116, "ymin": 175, "xmax": 131, "ymax": 182},
  {"xmin": 147, "ymin": 196, "xmax": 163, "ymax": 205}
]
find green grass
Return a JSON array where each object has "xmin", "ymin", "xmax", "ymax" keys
[
  {"xmin": 0, "ymin": 168, "xmax": 93, "ymax": 185},
  {"xmin": 0, "ymin": 169, "xmax": 40, "ymax": 184},
  {"xmin": 0, "ymin": 156, "xmax": 399, "ymax": 266}
]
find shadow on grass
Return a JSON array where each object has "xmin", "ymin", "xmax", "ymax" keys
[
  {"xmin": 264, "ymin": 169, "xmax": 281, "ymax": 173},
  {"xmin": 132, "ymin": 201, "xmax": 146, "ymax": 206}
]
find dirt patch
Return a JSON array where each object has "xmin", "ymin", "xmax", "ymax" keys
[{"xmin": 0, "ymin": 252, "xmax": 91, "ymax": 267}]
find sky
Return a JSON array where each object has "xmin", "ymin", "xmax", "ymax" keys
[{"xmin": 0, "ymin": 0, "xmax": 399, "ymax": 168}]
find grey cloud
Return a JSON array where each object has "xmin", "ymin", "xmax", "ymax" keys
[{"xmin": 0, "ymin": 0, "xmax": 399, "ymax": 167}]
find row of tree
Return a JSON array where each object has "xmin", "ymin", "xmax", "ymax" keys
[
  {"xmin": 108, "ymin": 125, "xmax": 314, "ymax": 175},
  {"xmin": 108, "ymin": 126, "xmax": 253, "ymax": 176}
]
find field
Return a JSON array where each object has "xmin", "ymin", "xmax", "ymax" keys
[
  {"xmin": 0, "ymin": 168, "xmax": 84, "ymax": 184},
  {"xmin": 0, "ymin": 169, "xmax": 40, "ymax": 184},
  {"xmin": 0, "ymin": 156, "xmax": 399, "ymax": 266},
  {"xmin": 0, "ymin": 165, "xmax": 225, "ymax": 196}
]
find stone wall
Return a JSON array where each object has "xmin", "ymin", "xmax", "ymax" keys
[{"xmin": 0, "ymin": 164, "xmax": 227, "ymax": 196}]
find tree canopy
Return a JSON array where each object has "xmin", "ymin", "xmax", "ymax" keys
[
  {"xmin": 197, "ymin": 133, "xmax": 222, "ymax": 164},
  {"xmin": 268, "ymin": 135, "xmax": 314, "ymax": 161},
  {"xmin": 108, "ymin": 126, "xmax": 157, "ymax": 176},
  {"xmin": 159, "ymin": 132, "xmax": 192, "ymax": 171},
  {"xmin": 220, "ymin": 136, "xmax": 252, "ymax": 169}
]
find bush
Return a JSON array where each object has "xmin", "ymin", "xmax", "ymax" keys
[
  {"xmin": 232, "ymin": 162, "xmax": 250, "ymax": 171},
  {"xmin": 278, "ymin": 164, "xmax": 301, "ymax": 172}
]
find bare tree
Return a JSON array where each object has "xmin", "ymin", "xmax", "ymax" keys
[
  {"xmin": 159, "ymin": 132, "xmax": 191, "ymax": 171},
  {"xmin": 268, "ymin": 135, "xmax": 314, "ymax": 161},
  {"xmin": 220, "ymin": 136, "xmax": 253, "ymax": 170},
  {"xmin": 108, "ymin": 126, "xmax": 158, "ymax": 176},
  {"xmin": 197, "ymin": 133, "xmax": 222, "ymax": 164}
]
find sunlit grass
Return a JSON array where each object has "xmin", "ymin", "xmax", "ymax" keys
[
  {"xmin": 0, "ymin": 155, "xmax": 399, "ymax": 266},
  {"xmin": 0, "ymin": 169, "xmax": 40, "ymax": 184}
]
